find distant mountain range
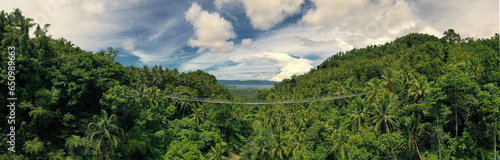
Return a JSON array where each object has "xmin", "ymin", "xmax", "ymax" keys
[{"xmin": 217, "ymin": 80, "xmax": 279, "ymax": 86}]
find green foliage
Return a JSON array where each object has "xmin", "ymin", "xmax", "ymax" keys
[
  {"xmin": 47, "ymin": 149, "xmax": 65, "ymax": 160},
  {"xmin": 371, "ymin": 92, "xmax": 398, "ymax": 134},
  {"xmin": 207, "ymin": 143, "xmax": 228, "ymax": 160},
  {"xmin": 24, "ymin": 137, "xmax": 44, "ymax": 159},
  {"xmin": 164, "ymin": 139, "xmax": 206, "ymax": 160},
  {"xmin": 87, "ymin": 110, "xmax": 124, "ymax": 160}
]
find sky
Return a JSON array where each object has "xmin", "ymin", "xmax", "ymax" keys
[{"xmin": 1, "ymin": 0, "xmax": 499, "ymax": 81}]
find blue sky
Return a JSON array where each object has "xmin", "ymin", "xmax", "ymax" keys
[{"xmin": 2, "ymin": 0, "xmax": 498, "ymax": 81}]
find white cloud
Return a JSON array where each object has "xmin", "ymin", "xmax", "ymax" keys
[
  {"xmin": 0, "ymin": 0, "xmax": 148, "ymax": 52},
  {"xmin": 185, "ymin": 2, "xmax": 237, "ymax": 53},
  {"xmin": 302, "ymin": 0, "xmax": 366, "ymax": 25},
  {"xmin": 214, "ymin": 0, "xmax": 234, "ymax": 10},
  {"xmin": 129, "ymin": 49, "xmax": 175, "ymax": 65},
  {"xmin": 122, "ymin": 38, "xmax": 135, "ymax": 51},
  {"xmin": 81, "ymin": 0, "xmax": 105, "ymax": 14},
  {"xmin": 241, "ymin": 38, "xmax": 252, "ymax": 48},
  {"xmin": 181, "ymin": 50, "xmax": 313, "ymax": 81},
  {"xmin": 411, "ymin": 0, "xmax": 499, "ymax": 38},
  {"xmin": 256, "ymin": 52, "xmax": 313, "ymax": 81},
  {"xmin": 242, "ymin": 0, "xmax": 304, "ymax": 30}
]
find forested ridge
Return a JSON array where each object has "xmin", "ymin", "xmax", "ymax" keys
[{"xmin": 1, "ymin": 9, "xmax": 499, "ymax": 160}]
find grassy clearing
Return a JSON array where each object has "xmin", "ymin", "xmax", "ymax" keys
[{"xmin": 227, "ymin": 87, "xmax": 268, "ymax": 101}]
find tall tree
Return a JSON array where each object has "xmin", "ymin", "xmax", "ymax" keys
[
  {"xmin": 87, "ymin": 110, "xmax": 124, "ymax": 160},
  {"xmin": 365, "ymin": 78, "xmax": 385, "ymax": 103},
  {"xmin": 382, "ymin": 68, "xmax": 399, "ymax": 93},
  {"xmin": 350, "ymin": 97, "xmax": 370, "ymax": 130},
  {"xmin": 404, "ymin": 114, "xmax": 429, "ymax": 159},
  {"xmin": 371, "ymin": 92, "xmax": 398, "ymax": 134},
  {"xmin": 478, "ymin": 83, "xmax": 500, "ymax": 160},
  {"xmin": 407, "ymin": 74, "xmax": 432, "ymax": 102},
  {"xmin": 207, "ymin": 143, "xmax": 228, "ymax": 160},
  {"xmin": 443, "ymin": 29, "xmax": 461, "ymax": 44},
  {"xmin": 330, "ymin": 127, "xmax": 351, "ymax": 160},
  {"xmin": 270, "ymin": 133, "xmax": 289, "ymax": 160}
]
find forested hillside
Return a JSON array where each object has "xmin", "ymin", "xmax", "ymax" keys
[
  {"xmin": 0, "ymin": 9, "xmax": 239, "ymax": 160},
  {"xmin": 1, "ymin": 9, "xmax": 499, "ymax": 160},
  {"xmin": 257, "ymin": 29, "xmax": 500, "ymax": 159}
]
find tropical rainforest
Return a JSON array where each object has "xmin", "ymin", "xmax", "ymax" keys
[{"xmin": 1, "ymin": 9, "xmax": 499, "ymax": 160}]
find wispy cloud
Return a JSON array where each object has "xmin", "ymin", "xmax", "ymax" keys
[{"xmin": 148, "ymin": 18, "xmax": 179, "ymax": 41}]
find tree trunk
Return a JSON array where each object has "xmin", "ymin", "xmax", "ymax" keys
[
  {"xmin": 437, "ymin": 116, "xmax": 442, "ymax": 160},
  {"xmin": 387, "ymin": 134, "xmax": 391, "ymax": 160},
  {"xmin": 389, "ymin": 83, "xmax": 392, "ymax": 93},
  {"xmin": 455, "ymin": 103, "xmax": 458, "ymax": 138},
  {"xmin": 416, "ymin": 141, "xmax": 422, "ymax": 160},
  {"xmin": 387, "ymin": 145, "xmax": 391, "ymax": 160}
]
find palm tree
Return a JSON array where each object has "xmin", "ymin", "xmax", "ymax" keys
[
  {"xmin": 400, "ymin": 65, "xmax": 414, "ymax": 84},
  {"xmin": 87, "ymin": 110, "xmax": 124, "ymax": 160},
  {"xmin": 24, "ymin": 137, "xmax": 44, "ymax": 159},
  {"xmin": 270, "ymin": 134, "xmax": 289, "ymax": 160},
  {"xmin": 65, "ymin": 135, "xmax": 88, "ymax": 157},
  {"xmin": 254, "ymin": 141, "xmax": 268, "ymax": 160},
  {"xmin": 289, "ymin": 133, "xmax": 306, "ymax": 157},
  {"xmin": 29, "ymin": 106, "xmax": 54, "ymax": 127},
  {"xmin": 371, "ymin": 92, "xmax": 398, "ymax": 134},
  {"xmin": 262, "ymin": 110, "xmax": 279, "ymax": 138},
  {"xmin": 283, "ymin": 113, "xmax": 298, "ymax": 133},
  {"xmin": 330, "ymin": 127, "xmax": 350, "ymax": 160},
  {"xmin": 365, "ymin": 78, "xmax": 385, "ymax": 103},
  {"xmin": 467, "ymin": 59, "xmax": 483, "ymax": 80},
  {"xmin": 382, "ymin": 68, "xmax": 400, "ymax": 93},
  {"xmin": 371, "ymin": 92, "xmax": 398, "ymax": 159},
  {"xmin": 151, "ymin": 66, "xmax": 163, "ymax": 87},
  {"xmin": 407, "ymin": 74, "xmax": 432, "ymax": 102},
  {"xmin": 350, "ymin": 97, "xmax": 370, "ymax": 130},
  {"xmin": 179, "ymin": 101, "xmax": 192, "ymax": 117},
  {"xmin": 191, "ymin": 109, "xmax": 203, "ymax": 124},
  {"xmin": 48, "ymin": 149, "xmax": 66, "ymax": 160},
  {"xmin": 405, "ymin": 114, "xmax": 428, "ymax": 159},
  {"xmin": 147, "ymin": 86, "xmax": 163, "ymax": 109},
  {"xmin": 207, "ymin": 143, "xmax": 228, "ymax": 160}
]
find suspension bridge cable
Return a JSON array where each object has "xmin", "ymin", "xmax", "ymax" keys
[{"xmin": 163, "ymin": 92, "xmax": 368, "ymax": 105}]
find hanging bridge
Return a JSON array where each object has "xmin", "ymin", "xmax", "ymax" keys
[{"xmin": 162, "ymin": 92, "xmax": 368, "ymax": 105}]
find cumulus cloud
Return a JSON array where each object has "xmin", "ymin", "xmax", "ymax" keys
[
  {"xmin": 411, "ymin": 0, "xmax": 499, "ymax": 38},
  {"xmin": 255, "ymin": 52, "xmax": 313, "ymax": 81},
  {"xmin": 242, "ymin": 0, "xmax": 304, "ymax": 30},
  {"xmin": 122, "ymin": 38, "xmax": 135, "ymax": 51},
  {"xmin": 298, "ymin": 0, "xmax": 445, "ymax": 46},
  {"xmin": 185, "ymin": 3, "xmax": 237, "ymax": 53},
  {"xmin": 241, "ymin": 38, "xmax": 252, "ymax": 48},
  {"xmin": 302, "ymin": 0, "xmax": 366, "ymax": 25},
  {"xmin": 0, "ymin": 1, "xmax": 127, "ymax": 51},
  {"xmin": 181, "ymin": 50, "xmax": 313, "ymax": 81},
  {"xmin": 81, "ymin": 0, "xmax": 105, "ymax": 14}
]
